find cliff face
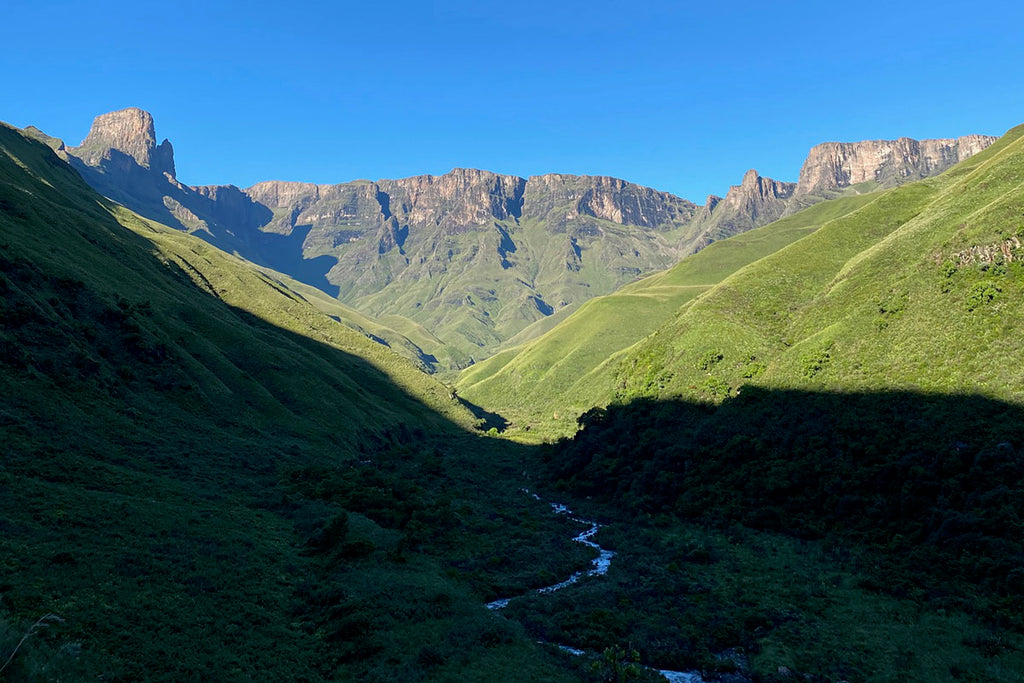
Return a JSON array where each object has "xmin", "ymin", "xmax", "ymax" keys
[
  {"xmin": 522, "ymin": 174, "xmax": 697, "ymax": 229},
  {"xmin": 229, "ymin": 169, "xmax": 709, "ymax": 363},
  {"xmin": 242, "ymin": 171, "xmax": 694, "ymax": 239},
  {"xmin": 69, "ymin": 107, "xmax": 175, "ymax": 178},
  {"xmin": 794, "ymin": 135, "xmax": 997, "ymax": 197}
]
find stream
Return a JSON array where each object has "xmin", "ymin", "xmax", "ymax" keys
[{"xmin": 486, "ymin": 490, "xmax": 706, "ymax": 683}]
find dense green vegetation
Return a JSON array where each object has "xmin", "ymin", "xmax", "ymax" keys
[
  {"xmin": 539, "ymin": 389, "xmax": 1024, "ymax": 680},
  {"xmin": 0, "ymin": 123, "xmax": 597, "ymax": 680},
  {"xmin": 7, "ymin": 113, "xmax": 1024, "ymax": 682}
]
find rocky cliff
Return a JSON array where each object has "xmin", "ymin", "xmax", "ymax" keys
[
  {"xmin": 704, "ymin": 169, "xmax": 796, "ymax": 234},
  {"xmin": 794, "ymin": 135, "xmax": 997, "ymax": 198},
  {"xmin": 231, "ymin": 169, "xmax": 708, "ymax": 362},
  {"xmin": 70, "ymin": 107, "xmax": 175, "ymax": 178}
]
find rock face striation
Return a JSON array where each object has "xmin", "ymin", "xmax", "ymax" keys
[
  {"xmin": 56, "ymin": 108, "xmax": 998, "ymax": 370},
  {"xmin": 794, "ymin": 135, "xmax": 996, "ymax": 198},
  {"xmin": 70, "ymin": 107, "xmax": 176, "ymax": 177}
]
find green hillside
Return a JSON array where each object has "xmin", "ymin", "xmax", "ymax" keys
[
  {"xmin": 529, "ymin": 124, "xmax": 1024, "ymax": 679},
  {"xmin": 613, "ymin": 123, "xmax": 1024, "ymax": 404},
  {"xmin": 0, "ymin": 124, "xmax": 594, "ymax": 681},
  {"xmin": 458, "ymin": 191, "xmax": 879, "ymax": 437}
]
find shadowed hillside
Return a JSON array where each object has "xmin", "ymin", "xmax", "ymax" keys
[
  {"xmin": 6, "ymin": 117, "xmax": 1024, "ymax": 682},
  {"xmin": 0, "ymin": 123, "xmax": 595, "ymax": 681},
  {"xmin": 534, "ymin": 388, "xmax": 1024, "ymax": 681}
]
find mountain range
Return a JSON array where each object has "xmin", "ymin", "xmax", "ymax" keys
[{"xmin": 40, "ymin": 108, "xmax": 994, "ymax": 371}]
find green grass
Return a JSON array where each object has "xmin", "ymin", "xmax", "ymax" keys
[
  {"xmin": 457, "ymin": 190, "xmax": 879, "ymax": 438},
  {"xmin": 519, "ymin": 520, "xmax": 1024, "ymax": 681},
  {"xmin": 541, "ymin": 386, "xmax": 1024, "ymax": 681},
  {"xmin": 459, "ymin": 127, "xmax": 1023, "ymax": 438},
  {"xmin": 10, "ymin": 115, "xmax": 1024, "ymax": 682},
  {"xmin": 609, "ymin": 123, "xmax": 1024, "ymax": 406},
  {"xmin": 0, "ymin": 123, "xmax": 596, "ymax": 681}
]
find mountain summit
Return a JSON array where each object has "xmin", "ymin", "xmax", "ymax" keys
[{"xmin": 70, "ymin": 107, "xmax": 176, "ymax": 178}]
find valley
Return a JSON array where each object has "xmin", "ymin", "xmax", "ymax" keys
[{"xmin": 2, "ymin": 109, "xmax": 1023, "ymax": 683}]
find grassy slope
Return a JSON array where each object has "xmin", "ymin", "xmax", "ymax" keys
[
  {"xmin": 348, "ymin": 209, "xmax": 706, "ymax": 367},
  {"xmin": 0, "ymin": 124, "xmax": 589, "ymax": 681},
  {"xmin": 526, "ymin": 125, "xmax": 1024, "ymax": 681},
  {"xmin": 458, "ymin": 192, "xmax": 879, "ymax": 437},
  {"xmin": 250, "ymin": 267, "xmax": 463, "ymax": 374},
  {"xmin": 615, "ymin": 123, "xmax": 1024, "ymax": 404}
]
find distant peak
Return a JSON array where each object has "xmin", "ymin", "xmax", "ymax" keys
[
  {"xmin": 72, "ymin": 107, "xmax": 175, "ymax": 178},
  {"xmin": 741, "ymin": 169, "xmax": 760, "ymax": 185}
]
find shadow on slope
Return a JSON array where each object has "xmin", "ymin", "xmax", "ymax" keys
[
  {"xmin": 0, "ymin": 124, "xmax": 591, "ymax": 682},
  {"xmin": 553, "ymin": 387, "xmax": 1024, "ymax": 608},
  {"xmin": 68, "ymin": 150, "xmax": 343, "ymax": 297},
  {"xmin": 533, "ymin": 387, "xmax": 1024, "ymax": 680}
]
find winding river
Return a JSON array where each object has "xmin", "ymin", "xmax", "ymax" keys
[{"xmin": 486, "ymin": 490, "xmax": 706, "ymax": 683}]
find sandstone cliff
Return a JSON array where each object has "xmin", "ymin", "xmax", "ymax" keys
[
  {"xmin": 70, "ymin": 107, "xmax": 175, "ymax": 178},
  {"xmin": 794, "ymin": 135, "xmax": 997, "ymax": 198},
  {"xmin": 704, "ymin": 169, "xmax": 796, "ymax": 234}
]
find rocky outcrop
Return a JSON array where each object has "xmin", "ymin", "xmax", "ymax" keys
[
  {"xmin": 241, "ymin": 171, "xmax": 694, "ymax": 241},
  {"xmin": 704, "ymin": 169, "xmax": 795, "ymax": 234},
  {"xmin": 794, "ymin": 135, "xmax": 996, "ymax": 197},
  {"xmin": 382, "ymin": 169, "xmax": 527, "ymax": 229},
  {"xmin": 69, "ymin": 107, "xmax": 175, "ymax": 178},
  {"xmin": 523, "ymin": 174, "xmax": 697, "ymax": 229}
]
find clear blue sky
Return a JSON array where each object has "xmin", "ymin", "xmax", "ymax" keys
[{"xmin": 4, "ymin": 0, "xmax": 1023, "ymax": 201}]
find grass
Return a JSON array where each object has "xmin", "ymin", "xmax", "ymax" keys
[
  {"xmin": 457, "ymin": 191, "xmax": 879, "ymax": 438},
  {"xmin": 606, "ymin": 123, "xmax": 1024, "ymax": 407},
  {"xmin": 9, "ymin": 114, "xmax": 1024, "ymax": 681},
  {"xmin": 459, "ymin": 127, "xmax": 1021, "ymax": 438},
  {"xmin": 539, "ymin": 386, "xmax": 1024, "ymax": 681},
  {"xmin": 0, "ymin": 123, "xmax": 596, "ymax": 681},
  {"xmin": 513, "ymin": 518, "xmax": 1024, "ymax": 680}
]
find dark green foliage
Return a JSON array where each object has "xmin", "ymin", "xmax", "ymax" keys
[
  {"xmin": 549, "ymin": 389, "xmax": 1024, "ymax": 620},
  {"xmin": 532, "ymin": 389, "xmax": 1024, "ymax": 679},
  {"xmin": 0, "ymin": 123, "xmax": 587, "ymax": 681},
  {"xmin": 967, "ymin": 280, "xmax": 1002, "ymax": 310}
]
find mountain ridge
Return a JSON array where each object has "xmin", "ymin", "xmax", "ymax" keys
[{"xmin": 51, "ymin": 108, "xmax": 997, "ymax": 370}]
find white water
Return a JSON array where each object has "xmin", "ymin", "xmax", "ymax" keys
[
  {"xmin": 486, "ymin": 493, "xmax": 615, "ymax": 609},
  {"xmin": 486, "ymin": 490, "xmax": 707, "ymax": 683}
]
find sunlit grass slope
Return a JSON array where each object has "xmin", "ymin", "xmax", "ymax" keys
[
  {"xmin": 0, "ymin": 124, "xmax": 586, "ymax": 681},
  {"xmin": 458, "ymin": 191, "xmax": 879, "ymax": 437},
  {"xmin": 614, "ymin": 123, "xmax": 1024, "ymax": 405}
]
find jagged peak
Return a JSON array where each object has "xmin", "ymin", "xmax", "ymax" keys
[{"xmin": 70, "ymin": 107, "xmax": 175, "ymax": 178}]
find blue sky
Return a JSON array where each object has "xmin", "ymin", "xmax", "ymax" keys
[{"xmin": 4, "ymin": 0, "xmax": 1023, "ymax": 201}]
